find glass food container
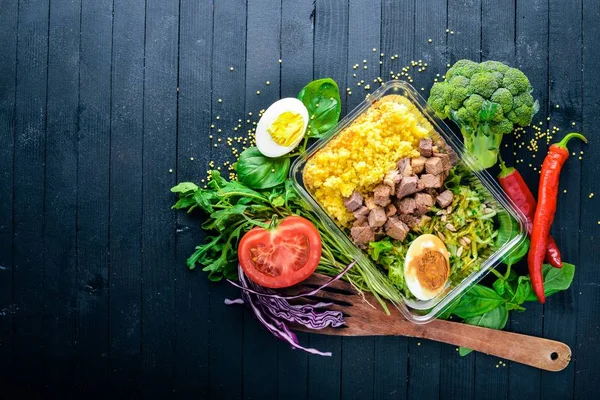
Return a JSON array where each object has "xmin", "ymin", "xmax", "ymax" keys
[{"xmin": 290, "ymin": 80, "xmax": 528, "ymax": 323}]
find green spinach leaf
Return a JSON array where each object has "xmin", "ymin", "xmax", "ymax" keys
[
  {"xmin": 452, "ymin": 284, "xmax": 506, "ymax": 319},
  {"xmin": 298, "ymin": 78, "xmax": 341, "ymax": 138},
  {"xmin": 171, "ymin": 182, "xmax": 198, "ymax": 193},
  {"xmin": 236, "ymin": 147, "xmax": 290, "ymax": 189}
]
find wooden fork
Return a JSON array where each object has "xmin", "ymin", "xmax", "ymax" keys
[{"xmin": 282, "ymin": 274, "xmax": 570, "ymax": 372}]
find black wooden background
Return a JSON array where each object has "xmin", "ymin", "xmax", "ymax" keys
[{"xmin": 1, "ymin": 0, "xmax": 599, "ymax": 398}]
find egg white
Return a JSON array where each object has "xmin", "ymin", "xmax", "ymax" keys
[
  {"xmin": 404, "ymin": 234, "xmax": 450, "ymax": 301},
  {"xmin": 255, "ymin": 97, "xmax": 309, "ymax": 158}
]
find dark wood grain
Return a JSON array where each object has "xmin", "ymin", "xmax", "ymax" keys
[
  {"xmin": 76, "ymin": 0, "xmax": 113, "ymax": 393},
  {"xmin": 141, "ymin": 0, "xmax": 179, "ymax": 397},
  {"xmin": 43, "ymin": 0, "xmax": 80, "ymax": 395},
  {"xmin": 173, "ymin": 0, "xmax": 213, "ymax": 397},
  {"xmin": 12, "ymin": 0, "xmax": 50, "ymax": 394},
  {"xmin": 207, "ymin": 2, "xmax": 246, "ymax": 399},
  {"xmin": 542, "ymin": 1, "xmax": 583, "ymax": 399},
  {"xmin": 0, "ymin": 0, "xmax": 18, "ymax": 377},
  {"xmin": 109, "ymin": 0, "xmax": 145, "ymax": 394},
  {"xmin": 575, "ymin": 1, "xmax": 600, "ymax": 396},
  {"xmin": 2, "ymin": 0, "xmax": 600, "ymax": 398}
]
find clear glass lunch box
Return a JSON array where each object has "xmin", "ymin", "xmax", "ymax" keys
[{"xmin": 289, "ymin": 80, "xmax": 528, "ymax": 324}]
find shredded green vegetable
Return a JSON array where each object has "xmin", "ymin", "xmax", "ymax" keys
[{"xmin": 365, "ymin": 164, "xmax": 502, "ymax": 300}]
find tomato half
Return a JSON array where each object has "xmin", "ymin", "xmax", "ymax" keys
[{"xmin": 238, "ymin": 216, "xmax": 322, "ymax": 288}]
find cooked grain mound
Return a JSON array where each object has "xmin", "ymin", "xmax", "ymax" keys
[{"xmin": 304, "ymin": 95, "xmax": 433, "ymax": 226}]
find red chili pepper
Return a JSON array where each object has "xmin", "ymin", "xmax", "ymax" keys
[
  {"xmin": 497, "ymin": 158, "xmax": 562, "ymax": 268},
  {"xmin": 528, "ymin": 132, "xmax": 587, "ymax": 303}
]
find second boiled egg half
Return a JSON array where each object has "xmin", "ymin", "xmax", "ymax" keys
[{"xmin": 256, "ymin": 98, "xmax": 309, "ymax": 158}]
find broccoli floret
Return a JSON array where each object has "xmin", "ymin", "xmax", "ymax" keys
[
  {"xmin": 490, "ymin": 88, "xmax": 513, "ymax": 113},
  {"xmin": 427, "ymin": 59, "xmax": 538, "ymax": 169},
  {"xmin": 470, "ymin": 72, "xmax": 500, "ymax": 98},
  {"xmin": 503, "ymin": 68, "xmax": 531, "ymax": 95}
]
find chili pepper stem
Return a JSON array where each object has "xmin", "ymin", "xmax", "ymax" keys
[
  {"xmin": 497, "ymin": 154, "xmax": 515, "ymax": 179},
  {"xmin": 555, "ymin": 132, "xmax": 587, "ymax": 148}
]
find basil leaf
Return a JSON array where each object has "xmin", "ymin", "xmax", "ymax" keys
[
  {"xmin": 171, "ymin": 182, "xmax": 198, "ymax": 193},
  {"xmin": 525, "ymin": 263, "xmax": 576, "ymax": 301},
  {"xmin": 452, "ymin": 285, "xmax": 506, "ymax": 319},
  {"xmin": 236, "ymin": 147, "xmax": 290, "ymax": 189},
  {"xmin": 493, "ymin": 279, "xmax": 506, "ymax": 295},
  {"xmin": 298, "ymin": 78, "xmax": 341, "ymax": 138},
  {"xmin": 512, "ymin": 276, "xmax": 532, "ymax": 304},
  {"xmin": 459, "ymin": 305, "xmax": 509, "ymax": 356},
  {"xmin": 543, "ymin": 262, "xmax": 575, "ymax": 296}
]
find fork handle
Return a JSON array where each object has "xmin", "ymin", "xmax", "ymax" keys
[{"xmin": 412, "ymin": 319, "xmax": 570, "ymax": 371}]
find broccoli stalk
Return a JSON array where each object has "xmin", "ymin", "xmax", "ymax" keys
[{"xmin": 428, "ymin": 60, "xmax": 538, "ymax": 169}]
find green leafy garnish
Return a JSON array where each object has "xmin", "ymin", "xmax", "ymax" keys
[
  {"xmin": 298, "ymin": 78, "xmax": 341, "ymax": 138},
  {"xmin": 235, "ymin": 147, "xmax": 290, "ymax": 189}
]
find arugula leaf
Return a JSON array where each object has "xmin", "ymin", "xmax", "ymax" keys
[
  {"xmin": 451, "ymin": 285, "xmax": 506, "ymax": 319},
  {"xmin": 235, "ymin": 147, "xmax": 290, "ymax": 189},
  {"xmin": 202, "ymin": 204, "xmax": 248, "ymax": 231},
  {"xmin": 459, "ymin": 305, "xmax": 509, "ymax": 356},
  {"xmin": 298, "ymin": 78, "xmax": 341, "ymax": 138},
  {"xmin": 171, "ymin": 182, "xmax": 198, "ymax": 193}
]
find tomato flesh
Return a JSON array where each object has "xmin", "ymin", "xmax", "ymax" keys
[{"xmin": 239, "ymin": 216, "xmax": 322, "ymax": 288}]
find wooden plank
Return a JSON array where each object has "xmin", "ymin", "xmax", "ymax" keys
[
  {"xmin": 414, "ymin": 2, "xmax": 476, "ymax": 399},
  {"xmin": 508, "ymin": 1, "xmax": 549, "ymax": 398},
  {"xmin": 574, "ymin": 1, "xmax": 600, "ymax": 398},
  {"xmin": 11, "ymin": 0, "xmax": 49, "ymax": 394},
  {"xmin": 108, "ymin": 0, "xmax": 145, "ymax": 395},
  {"xmin": 241, "ymin": 1, "xmax": 282, "ymax": 398},
  {"xmin": 0, "ymin": 0, "xmax": 18, "ymax": 374},
  {"xmin": 375, "ymin": 2, "xmax": 415, "ymax": 398},
  {"xmin": 340, "ymin": 1, "xmax": 381, "ymax": 399},
  {"xmin": 207, "ymin": 1, "xmax": 246, "ymax": 399},
  {"xmin": 140, "ymin": 0, "xmax": 179, "ymax": 396},
  {"xmin": 541, "ymin": 0, "xmax": 583, "ymax": 398},
  {"xmin": 42, "ymin": 0, "xmax": 80, "ymax": 395},
  {"xmin": 308, "ymin": 1, "xmax": 348, "ymax": 398},
  {"xmin": 76, "ymin": 0, "xmax": 112, "ymax": 393},
  {"xmin": 447, "ymin": 0, "xmax": 481, "ymax": 64},
  {"xmin": 474, "ymin": 1, "xmax": 516, "ymax": 398},
  {"xmin": 172, "ymin": 0, "xmax": 213, "ymax": 398},
  {"xmin": 277, "ymin": 1, "xmax": 314, "ymax": 398}
]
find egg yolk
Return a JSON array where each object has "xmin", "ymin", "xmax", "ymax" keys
[{"xmin": 268, "ymin": 111, "xmax": 304, "ymax": 147}]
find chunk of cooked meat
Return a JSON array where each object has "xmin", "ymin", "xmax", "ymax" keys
[
  {"xmin": 343, "ymin": 191, "xmax": 364, "ymax": 212},
  {"xmin": 418, "ymin": 173, "xmax": 443, "ymax": 189},
  {"xmin": 425, "ymin": 157, "xmax": 444, "ymax": 175},
  {"xmin": 385, "ymin": 203, "xmax": 397, "ymax": 217},
  {"xmin": 414, "ymin": 192, "xmax": 434, "ymax": 216},
  {"xmin": 396, "ymin": 176, "xmax": 419, "ymax": 199},
  {"xmin": 352, "ymin": 218, "xmax": 368, "ymax": 228},
  {"xmin": 397, "ymin": 158, "xmax": 413, "ymax": 177},
  {"xmin": 419, "ymin": 138, "xmax": 433, "ymax": 157},
  {"xmin": 368, "ymin": 206, "xmax": 387, "ymax": 228},
  {"xmin": 383, "ymin": 170, "xmax": 401, "ymax": 195},
  {"xmin": 364, "ymin": 195, "xmax": 377, "ymax": 210},
  {"xmin": 436, "ymin": 190, "xmax": 454, "ymax": 208},
  {"xmin": 398, "ymin": 213, "xmax": 419, "ymax": 228},
  {"xmin": 433, "ymin": 152, "xmax": 452, "ymax": 172},
  {"xmin": 396, "ymin": 197, "xmax": 417, "ymax": 215},
  {"xmin": 350, "ymin": 225, "xmax": 375, "ymax": 247},
  {"xmin": 373, "ymin": 184, "xmax": 392, "ymax": 207},
  {"xmin": 385, "ymin": 217, "xmax": 409, "ymax": 241},
  {"xmin": 410, "ymin": 156, "xmax": 427, "ymax": 174},
  {"xmin": 353, "ymin": 205, "xmax": 370, "ymax": 220}
]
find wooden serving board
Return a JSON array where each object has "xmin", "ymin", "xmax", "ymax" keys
[{"xmin": 284, "ymin": 274, "xmax": 570, "ymax": 372}]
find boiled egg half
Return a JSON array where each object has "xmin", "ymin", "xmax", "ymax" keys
[
  {"xmin": 404, "ymin": 234, "xmax": 451, "ymax": 301},
  {"xmin": 256, "ymin": 98, "xmax": 309, "ymax": 158}
]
